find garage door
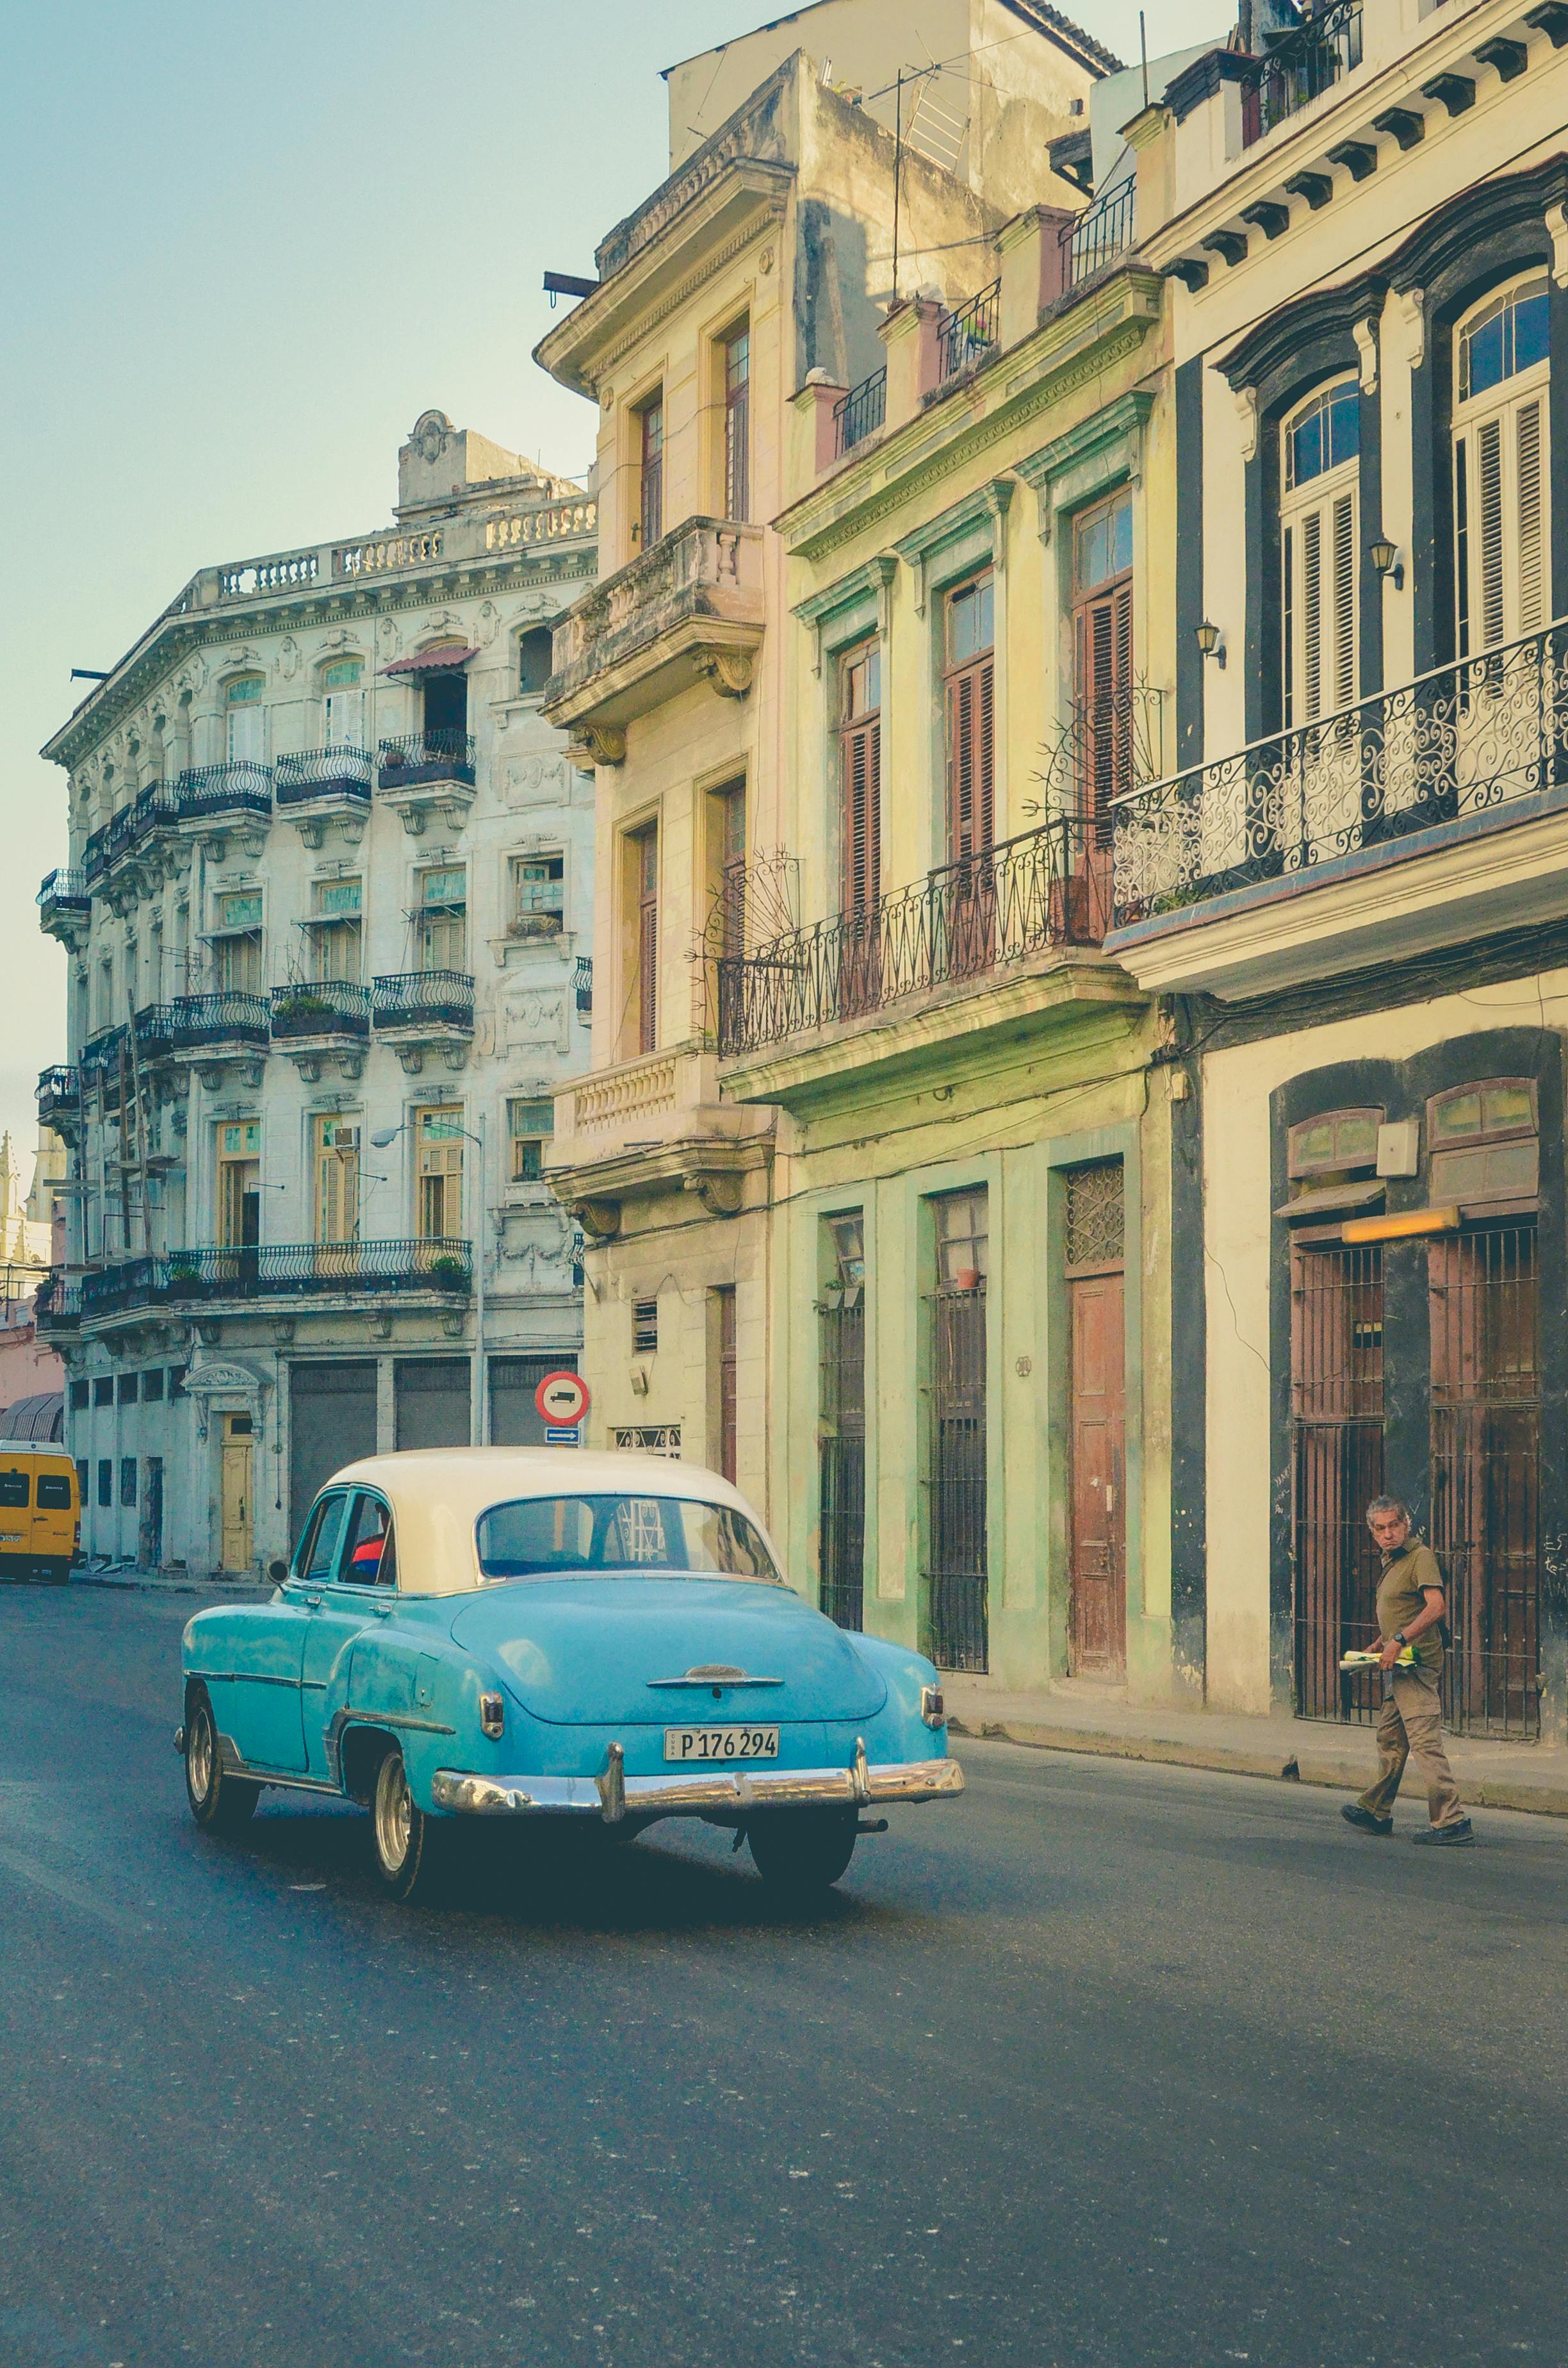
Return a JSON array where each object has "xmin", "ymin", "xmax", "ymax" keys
[
  {"xmin": 395, "ymin": 1358, "xmax": 470, "ymax": 1451},
  {"xmin": 490, "ymin": 1355, "xmax": 577, "ymax": 1446},
  {"xmin": 289, "ymin": 1361, "xmax": 377, "ymax": 1547}
]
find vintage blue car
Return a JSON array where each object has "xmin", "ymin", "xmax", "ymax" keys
[{"xmin": 179, "ymin": 1448, "xmax": 963, "ymax": 1902}]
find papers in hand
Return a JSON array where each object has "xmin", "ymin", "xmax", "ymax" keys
[{"xmin": 1339, "ymin": 1646, "xmax": 1417, "ymax": 1670}]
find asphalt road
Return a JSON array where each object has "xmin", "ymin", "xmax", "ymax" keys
[{"xmin": 2, "ymin": 1585, "xmax": 1566, "ymax": 2368}]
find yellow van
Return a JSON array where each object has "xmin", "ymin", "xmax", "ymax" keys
[{"xmin": 0, "ymin": 1443, "xmax": 80, "ymax": 1583}]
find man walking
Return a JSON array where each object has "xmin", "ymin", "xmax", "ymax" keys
[{"xmin": 1341, "ymin": 1495, "xmax": 1475, "ymax": 1847}]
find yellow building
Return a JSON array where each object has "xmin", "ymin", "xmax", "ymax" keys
[{"xmin": 539, "ymin": 4, "xmax": 1107, "ymax": 1518}]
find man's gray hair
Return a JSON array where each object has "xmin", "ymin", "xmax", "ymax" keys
[{"xmin": 1366, "ymin": 1494, "xmax": 1413, "ymax": 1526}]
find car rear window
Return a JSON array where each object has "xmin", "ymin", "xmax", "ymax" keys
[
  {"xmin": 0, "ymin": 1472, "xmax": 29, "ymax": 1508},
  {"xmin": 476, "ymin": 1494, "xmax": 781, "ymax": 1584},
  {"xmin": 37, "ymin": 1476, "xmax": 72, "ymax": 1511}
]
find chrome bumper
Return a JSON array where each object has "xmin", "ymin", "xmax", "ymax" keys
[{"xmin": 431, "ymin": 1745, "xmax": 965, "ymax": 1823}]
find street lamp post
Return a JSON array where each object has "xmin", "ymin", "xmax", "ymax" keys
[{"xmin": 371, "ymin": 1110, "xmax": 489, "ymax": 1447}]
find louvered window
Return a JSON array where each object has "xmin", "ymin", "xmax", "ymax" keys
[
  {"xmin": 943, "ymin": 575, "xmax": 995, "ymax": 862},
  {"xmin": 840, "ymin": 643, "xmax": 881, "ymax": 914},
  {"xmin": 634, "ymin": 825, "xmax": 658, "ymax": 1055},
  {"xmin": 638, "ymin": 395, "xmax": 664, "ymax": 551},
  {"xmin": 1280, "ymin": 381, "xmax": 1359, "ymax": 727},
  {"xmin": 1453, "ymin": 276, "xmax": 1549, "ymax": 656}
]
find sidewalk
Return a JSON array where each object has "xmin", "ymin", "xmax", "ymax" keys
[
  {"xmin": 73, "ymin": 1565, "xmax": 272, "ymax": 1600},
  {"xmin": 944, "ymin": 1677, "xmax": 1568, "ymax": 1820}
]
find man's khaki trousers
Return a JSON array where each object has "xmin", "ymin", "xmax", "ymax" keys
[{"xmin": 1357, "ymin": 1667, "xmax": 1465, "ymax": 1829}]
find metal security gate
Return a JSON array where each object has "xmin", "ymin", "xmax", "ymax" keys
[
  {"xmin": 1291, "ymin": 1244, "xmax": 1385, "ymax": 1723},
  {"xmin": 819, "ymin": 1294, "xmax": 865, "ymax": 1631},
  {"xmin": 1429, "ymin": 1224, "xmax": 1541, "ymax": 1739},
  {"xmin": 925, "ymin": 1278, "xmax": 988, "ymax": 1672}
]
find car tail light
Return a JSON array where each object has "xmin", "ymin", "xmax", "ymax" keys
[
  {"xmin": 921, "ymin": 1684, "xmax": 945, "ymax": 1729},
  {"xmin": 479, "ymin": 1691, "xmax": 505, "ymax": 1739}
]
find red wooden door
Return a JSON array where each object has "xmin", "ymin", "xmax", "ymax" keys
[{"xmin": 1068, "ymin": 1270, "xmax": 1125, "ymax": 1677}]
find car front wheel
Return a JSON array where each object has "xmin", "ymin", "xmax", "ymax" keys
[
  {"xmin": 184, "ymin": 1688, "xmax": 260, "ymax": 1833},
  {"xmin": 747, "ymin": 1807, "xmax": 858, "ymax": 1896},
  {"xmin": 371, "ymin": 1747, "xmax": 442, "ymax": 1903}
]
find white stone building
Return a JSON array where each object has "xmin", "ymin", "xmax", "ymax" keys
[{"xmin": 37, "ymin": 412, "xmax": 597, "ymax": 1574}]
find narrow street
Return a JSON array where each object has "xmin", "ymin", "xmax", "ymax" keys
[{"xmin": 1, "ymin": 1583, "xmax": 1564, "ymax": 2368}]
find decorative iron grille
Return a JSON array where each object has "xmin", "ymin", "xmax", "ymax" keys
[
  {"xmin": 275, "ymin": 747, "xmax": 373, "ymax": 803},
  {"xmin": 1291, "ymin": 1242, "xmax": 1386, "ymax": 1725},
  {"xmin": 1065, "ymin": 1162, "xmax": 1124, "ymax": 1269},
  {"xmin": 270, "ymin": 980, "xmax": 370, "ymax": 1039},
  {"xmin": 176, "ymin": 761, "xmax": 275, "ymax": 819},
  {"xmin": 573, "ymin": 955, "xmax": 593, "ymax": 1015},
  {"xmin": 78, "ymin": 1240, "xmax": 471, "ymax": 1316},
  {"xmin": 924, "ymin": 1282, "xmax": 988, "ymax": 1672},
  {"xmin": 936, "ymin": 279, "xmax": 1000, "ymax": 382},
  {"xmin": 163, "ymin": 992, "xmax": 270, "ymax": 1052},
  {"xmin": 1430, "ymin": 1222, "xmax": 1541, "ymax": 1741},
  {"xmin": 378, "ymin": 731, "xmax": 476, "ymax": 790},
  {"xmin": 36, "ymin": 1065, "xmax": 79, "ymax": 1124},
  {"xmin": 718, "ymin": 812, "xmax": 1104, "ymax": 1057},
  {"xmin": 372, "ymin": 971, "xmax": 475, "ymax": 1031},
  {"xmin": 612, "ymin": 1425, "xmax": 682, "ymax": 1457},
  {"xmin": 833, "ymin": 366, "xmax": 887, "ymax": 456},
  {"xmin": 1242, "ymin": 2, "xmax": 1364, "ymax": 147},
  {"xmin": 1113, "ymin": 620, "xmax": 1568, "ymax": 928},
  {"xmin": 38, "ymin": 868, "xmax": 91, "ymax": 909},
  {"xmin": 819, "ymin": 1295, "xmax": 866, "ymax": 1631}
]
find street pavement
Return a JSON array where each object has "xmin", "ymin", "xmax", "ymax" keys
[{"xmin": 2, "ymin": 1584, "xmax": 1565, "ymax": 2368}]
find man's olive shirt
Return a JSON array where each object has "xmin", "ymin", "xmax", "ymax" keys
[{"xmin": 1375, "ymin": 1538, "xmax": 1445, "ymax": 1675}]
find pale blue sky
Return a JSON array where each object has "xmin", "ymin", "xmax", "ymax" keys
[{"xmin": 1, "ymin": 0, "xmax": 1229, "ymax": 1171}]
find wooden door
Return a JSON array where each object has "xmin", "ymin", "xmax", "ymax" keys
[
  {"xmin": 221, "ymin": 1415, "xmax": 253, "ymax": 1572},
  {"xmin": 1068, "ymin": 1272, "xmax": 1125, "ymax": 1676}
]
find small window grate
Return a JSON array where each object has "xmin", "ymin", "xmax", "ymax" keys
[
  {"xmin": 1065, "ymin": 1162, "xmax": 1123, "ymax": 1269},
  {"xmin": 612, "ymin": 1424, "xmax": 682, "ymax": 1457},
  {"xmin": 632, "ymin": 1297, "xmax": 659, "ymax": 1354}
]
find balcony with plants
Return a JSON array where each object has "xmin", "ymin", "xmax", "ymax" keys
[
  {"xmin": 270, "ymin": 980, "xmax": 370, "ymax": 1080},
  {"xmin": 76, "ymin": 1238, "xmax": 472, "ymax": 1326},
  {"xmin": 1108, "ymin": 620, "xmax": 1568, "ymax": 999}
]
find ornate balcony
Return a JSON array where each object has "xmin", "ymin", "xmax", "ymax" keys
[
  {"xmin": 38, "ymin": 868, "xmax": 92, "ymax": 949},
  {"xmin": 548, "ymin": 1040, "xmax": 774, "ymax": 1241},
  {"xmin": 145, "ymin": 991, "xmax": 272, "ymax": 1088},
  {"xmin": 77, "ymin": 1239, "xmax": 471, "ymax": 1325},
  {"xmin": 375, "ymin": 731, "xmax": 476, "ymax": 835},
  {"xmin": 275, "ymin": 746, "xmax": 372, "ymax": 846},
  {"xmin": 176, "ymin": 761, "xmax": 273, "ymax": 858},
  {"xmin": 34, "ymin": 1274, "xmax": 81, "ymax": 1336},
  {"xmin": 79, "ymin": 1026, "xmax": 128, "ymax": 1104},
  {"xmin": 543, "ymin": 516, "xmax": 764, "ymax": 765},
  {"xmin": 270, "ymin": 980, "xmax": 370, "ymax": 1081},
  {"xmin": 371, "ymin": 969, "xmax": 474, "ymax": 1073},
  {"xmin": 36, "ymin": 1064, "xmax": 81, "ymax": 1137},
  {"xmin": 718, "ymin": 814, "xmax": 1110, "ymax": 1069},
  {"xmin": 1109, "ymin": 621, "xmax": 1568, "ymax": 998},
  {"xmin": 573, "ymin": 955, "xmax": 593, "ymax": 1017}
]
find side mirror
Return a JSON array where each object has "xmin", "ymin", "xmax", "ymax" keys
[{"xmin": 267, "ymin": 1559, "xmax": 290, "ymax": 1584}]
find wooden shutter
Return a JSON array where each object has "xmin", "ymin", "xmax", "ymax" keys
[
  {"xmin": 638, "ymin": 837, "xmax": 658, "ymax": 1055},
  {"xmin": 1075, "ymin": 582, "xmax": 1133, "ymax": 825},
  {"xmin": 1476, "ymin": 415, "xmax": 1505, "ymax": 650},
  {"xmin": 1287, "ymin": 493, "xmax": 1355, "ymax": 721},
  {"xmin": 1516, "ymin": 397, "xmax": 1544, "ymax": 635},
  {"xmin": 842, "ymin": 718, "xmax": 880, "ymax": 914},
  {"xmin": 1330, "ymin": 493, "xmax": 1355, "ymax": 711},
  {"xmin": 945, "ymin": 658, "xmax": 994, "ymax": 860}
]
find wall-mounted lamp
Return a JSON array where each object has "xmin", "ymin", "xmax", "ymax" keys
[
  {"xmin": 1369, "ymin": 537, "xmax": 1405, "ymax": 591},
  {"xmin": 1195, "ymin": 619, "xmax": 1225, "ymax": 668}
]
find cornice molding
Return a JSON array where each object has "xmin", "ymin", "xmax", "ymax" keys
[{"xmin": 584, "ymin": 207, "xmax": 786, "ymax": 393}]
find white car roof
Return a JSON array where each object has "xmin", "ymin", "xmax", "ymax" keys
[{"xmin": 314, "ymin": 1445, "xmax": 772, "ymax": 1596}]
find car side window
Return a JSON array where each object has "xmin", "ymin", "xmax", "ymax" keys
[
  {"xmin": 302, "ymin": 1492, "xmax": 350, "ymax": 1581},
  {"xmin": 340, "ymin": 1491, "xmax": 395, "ymax": 1588}
]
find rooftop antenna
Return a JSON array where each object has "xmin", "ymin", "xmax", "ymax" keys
[
  {"xmin": 1139, "ymin": 11, "xmax": 1150, "ymax": 108},
  {"xmin": 892, "ymin": 67, "xmax": 904, "ymax": 303}
]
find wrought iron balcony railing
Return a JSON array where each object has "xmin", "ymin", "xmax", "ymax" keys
[
  {"xmin": 38, "ymin": 868, "xmax": 91, "ymax": 911},
  {"xmin": 270, "ymin": 980, "xmax": 370, "ymax": 1039},
  {"xmin": 34, "ymin": 1274, "xmax": 81, "ymax": 1327},
  {"xmin": 37, "ymin": 1065, "xmax": 80, "ymax": 1126},
  {"xmin": 176, "ymin": 761, "xmax": 275, "ymax": 820},
  {"xmin": 131, "ymin": 782, "xmax": 180, "ymax": 837},
  {"xmin": 1111, "ymin": 620, "xmax": 1568, "ymax": 929},
  {"xmin": 77, "ymin": 1238, "xmax": 472, "ymax": 1318},
  {"xmin": 1061, "ymin": 179, "xmax": 1136, "ymax": 287},
  {"xmin": 378, "ymin": 731, "xmax": 476, "ymax": 791},
  {"xmin": 372, "ymin": 969, "xmax": 475, "ymax": 1032},
  {"xmin": 573, "ymin": 955, "xmax": 593, "ymax": 1016},
  {"xmin": 1241, "ymin": 0, "xmax": 1363, "ymax": 147},
  {"xmin": 717, "ymin": 813, "xmax": 1107, "ymax": 1058},
  {"xmin": 833, "ymin": 366, "xmax": 887, "ymax": 456},
  {"xmin": 79, "ymin": 1026, "xmax": 127, "ymax": 1093},
  {"xmin": 160, "ymin": 992, "xmax": 271, "ymax": 1053},
  {"xmin": 275, "ymin": 746, "xmax": 374, "ymax": 804},
  {"xmin": 936, "ymin": 279, "xmax": 1000, "ymax": 382}
]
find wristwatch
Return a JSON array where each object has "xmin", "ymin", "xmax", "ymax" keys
[{"xmin": 1393, "ymin": 1631, "xmax": 1408, "ymax": 1646}]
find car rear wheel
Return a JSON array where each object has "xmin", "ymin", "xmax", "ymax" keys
[
  {"xmin": 748, "ymin": 1807, "xmax": 858, "ymax": 1896},
  {"xmin": 184, "ymin": 1688, "xmax": 260, "ymax": 1833},
  {"xmin": 371, "ymin": 1747, "xmax": 442, "ymax": 1903}
]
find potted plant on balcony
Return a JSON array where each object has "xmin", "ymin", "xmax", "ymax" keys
[
  {"xmin": 274, "ymin": 987, "xmax": 335, "ymax": 1031},
  {"xmin": 429, "ymin": 1252, "xmax": 469, "ymax": 1292},
  {"xmin": 165, "ymin": 1251, "xmax": 201, "ymax": 1299}
]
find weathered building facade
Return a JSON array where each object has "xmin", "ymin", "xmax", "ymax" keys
[
  {"xmin": 539, "ymin": 0, "xmax": 1111, "ymax": 1527},
  {"xmin": 37, "ymin": 415, "xmax": 596, "ymax": 1573},
  {"xmin": 1111, "ymin": 0, "xmax": 1568, "ymax": 1742}
]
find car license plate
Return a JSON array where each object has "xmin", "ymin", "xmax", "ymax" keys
[{"xmin": 664, "ymin": 1724, "xmax": 780, "ymax": 1764}]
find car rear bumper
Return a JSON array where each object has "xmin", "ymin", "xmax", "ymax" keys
[{"xmin": 430, "ymin": 1744, "xmax": 965, "ymax": 1823}]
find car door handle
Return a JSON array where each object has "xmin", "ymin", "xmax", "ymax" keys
[
  {"xmin": 302, "ymin": 1593, "xmax": 323, "ymax": 1609},
  {"xmin": 371, "ymin": 1600, "xmax": 394, "ymax": 1618}
]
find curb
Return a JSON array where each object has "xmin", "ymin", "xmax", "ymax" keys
[
  {"xmin": 949, "ymin": 1714, "xmax": 1568, "ymax": 1821},
  {"xmin": 74, "ymin": 1573, "xmax": 272, "ymax": 1600}
]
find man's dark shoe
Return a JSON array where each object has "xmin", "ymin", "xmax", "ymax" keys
[
  {"xmin": 1412, "ymin": 1817, "xmax": 1475, "ymax": 1846},
  {"xmin": 1341, "ymin": 1804, "xmax": 1393, "ymax": 1836}
]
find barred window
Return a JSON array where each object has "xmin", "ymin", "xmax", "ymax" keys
[{"xmin": 1065, "ymin": 1162, "xmax": 1124, "ymax": 1272}]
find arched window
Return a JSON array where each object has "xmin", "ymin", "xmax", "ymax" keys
[
  {"xmin": 322, "ymin": 657, "xmax": 365, "ymax": 750},
  {"xmin": 1280, "ymin": 379, "xmax": 1359, "ymax": 726},
  {"xmin": 225, "ymin": 675, "xmax": 266, "ymax": 764},
  {"xmin": 1453, "ymin": 275, "xmax": 1549, "ymax": 655}
]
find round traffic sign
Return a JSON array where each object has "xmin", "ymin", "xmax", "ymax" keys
[{"xmin": 534, "ymin": 1369, "xmax": 589, "ymax": 1427}]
